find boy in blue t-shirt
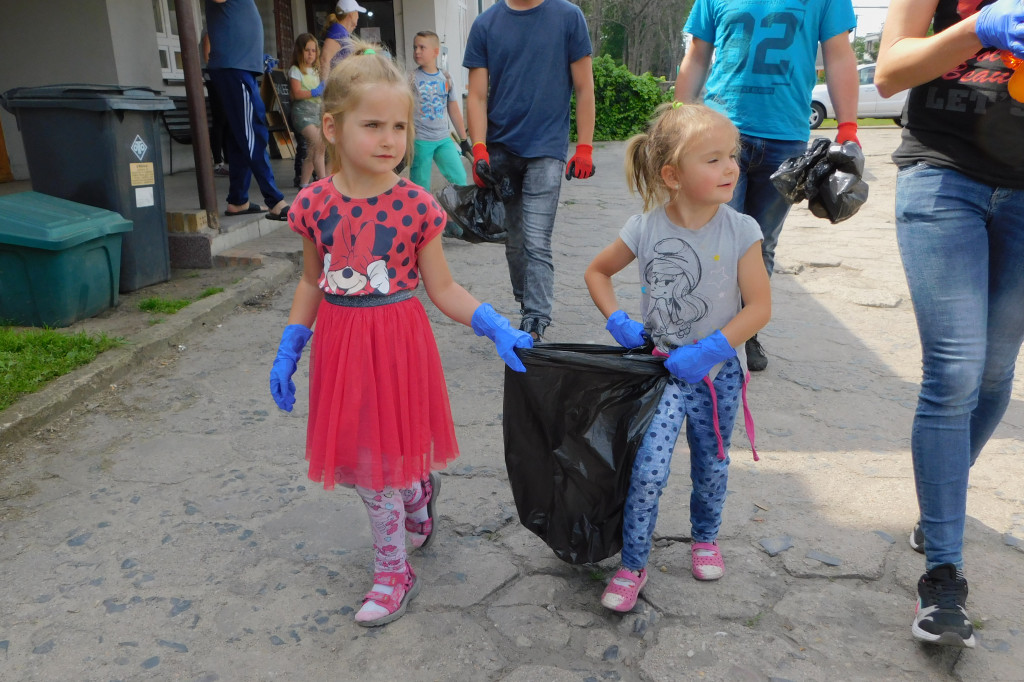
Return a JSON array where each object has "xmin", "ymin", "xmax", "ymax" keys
[{"xmin": 410, "ymin": 30, "xmax": 471, "ymax": 195}]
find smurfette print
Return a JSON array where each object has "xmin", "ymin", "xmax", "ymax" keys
[{"xmin": 643, "ymin": 237, "xmax": 708, "ymax": 348}]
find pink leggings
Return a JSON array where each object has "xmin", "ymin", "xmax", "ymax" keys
[{"xmin": 355, "ymin": 481, "xmax": 425, "ymax": 573}]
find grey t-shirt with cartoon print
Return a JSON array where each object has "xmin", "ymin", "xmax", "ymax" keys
[{"xmin": 619, "ymin": 204, "xmax": 762, "ymax": 376}]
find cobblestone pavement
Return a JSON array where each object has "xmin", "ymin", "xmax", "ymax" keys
[{"xmin": 1, "ymin": 128, "xmax": 1022, "ymax": 681}]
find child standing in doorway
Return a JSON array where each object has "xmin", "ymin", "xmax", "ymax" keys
[
  {"xmin": 409, "ymin": 30, "xmax": 471, "ymax": 194},
  {"xmin": 288, "ymin": 33, "xmax": 326, "ymax": 188},
  {"xmin": 269, "ymin": 40, "xmax": 533, "ymax": 627},
  {"xmin": 584, "ymin": 103, "xmax": 771, "ymax": 612}
]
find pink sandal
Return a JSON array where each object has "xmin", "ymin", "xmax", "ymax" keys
[
  {"xmin": 600, "ymin": 568, "xmax": 648, "ymax": 612},
  {"xmin": 406, "ymin": 472, "xmax": 440, "ymax": 550},
  {"xmin": 691, "ymin": 541, "xmax": 725, "ymax": 581},
  {"xmin": 354, "ymin": 562, "xmax": 421, "ymax": 627}
]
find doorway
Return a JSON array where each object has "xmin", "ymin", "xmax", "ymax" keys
[{"xmin": 306, "ymin": 1, "xmax": 397, "ymax": 57}]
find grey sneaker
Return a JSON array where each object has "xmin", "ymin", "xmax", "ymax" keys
[
  {"xmin": 909, "ymin": 521, "xmax": 925, "ymax": 554},
  {"xmin": 745, "ymin": 334, "xmax": 768, "ymax": 372},
  {"xmin": 912, "ymin": 563, "xmax": 975, "ymax": 648}
]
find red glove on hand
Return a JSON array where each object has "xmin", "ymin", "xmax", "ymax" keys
[
  {"xmin": 836, "ymin": 122, "xmax": 860, "ymax": 147},
  {"xmin": 565, "ymin": 144, "xmax": 595, "ymax": 181},
  {"xmin": 472, "ymin": 142, "xmax": 490, "ymax": 188}
]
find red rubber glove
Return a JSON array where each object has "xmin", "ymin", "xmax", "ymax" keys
[
  {"xmin": 565, "ymin": 144, "xmax": 595, "ymax": 180},
  {"xmin": 472, "ymin": 142, "xmax": 490, "ymax": 188},
  {"xmin": 836, "ymin": 122, "xmax": 860, "ymax": 147}
]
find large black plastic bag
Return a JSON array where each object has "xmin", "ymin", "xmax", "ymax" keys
[
  {"xmin": 503, "ymin": 343, "xmax": 669, "ymax": 564},
  {"xmin": 436, "ymin": 163, "xmax": 515, "ymax": 243},
  {"xmin": 770, "ymin": 138, "xmax": 869, "ymax": 224}
]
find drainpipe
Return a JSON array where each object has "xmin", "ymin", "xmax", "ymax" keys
[{"xmin": 173, "ymin": 0, "xmax": 219, "ymax": 230}]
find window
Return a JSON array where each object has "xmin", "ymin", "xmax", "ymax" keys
[
  {"xmin": 154, "ymin": 0, "xmax": 184, "ymax": 80},
  {"xmin": 859, "ymin": 66, "xmax": 875, "ymax": 86}
]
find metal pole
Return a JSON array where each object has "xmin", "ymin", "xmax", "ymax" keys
[{"xmin": 173, "ymin": 0, "xmax": 220, "ymax": 230}]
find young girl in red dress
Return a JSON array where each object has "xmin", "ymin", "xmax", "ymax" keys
[{"xmin": 269, "ymin": 40, "xmax": 533, "ymax": 627}]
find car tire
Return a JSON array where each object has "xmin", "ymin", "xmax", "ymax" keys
[
  {"xmin": 809, "ymin": 102, "xmax": 826, "ymax": 130},
  {"xmin": 893, "ymin": 116, "xmax": 904, "ymax": 128}
]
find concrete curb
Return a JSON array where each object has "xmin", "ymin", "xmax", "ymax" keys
[{"xmin": 0, "ymin": 257, "xmax": 297, "ymax": 446}]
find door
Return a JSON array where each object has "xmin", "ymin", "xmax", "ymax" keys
[{"xmin": 858, "ymin": 65, "xmax": 879, "ymax": 117}]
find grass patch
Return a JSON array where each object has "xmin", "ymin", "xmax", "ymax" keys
[
  {"xmin": 198, "ymin": 286, "xmax": 224, "ymax": 299},
  {"xmin": 819, "ymin": 117, "xmax": 899, "ymax": 128},
  {"xmin": 138, "ymin": 296, "xmax": 193, "ymax": 315},
  {"xmin": 744, "ymin": 612, "xmax": 763, "ymax": 627},
  {"xmin": 0, "ymin": 328, "xmax": 122, "ymax": 411}
]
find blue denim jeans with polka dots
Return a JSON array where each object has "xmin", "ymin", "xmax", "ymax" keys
[{"xmin": 620, "ymin": 358, "xmax": 743, "ymax": 571}]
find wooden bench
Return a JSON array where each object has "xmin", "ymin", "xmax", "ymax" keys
[{"xmin": 161, "ymin": 94, "xmax": 213, "ymax": 173}]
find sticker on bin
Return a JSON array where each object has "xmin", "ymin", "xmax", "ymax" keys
[
  {"xmin": 130, "ymin": 162, "xmax": 154, "ymax": 186},
  {"xmin": 135, "ymin": 186, "xmax": 154, "ymax": 208},
  {"xmin": 131, "ymin": 135, "xmax": 148, "ymax": 161}
]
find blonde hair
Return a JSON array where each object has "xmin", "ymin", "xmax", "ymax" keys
[
  {"xmin": 291, "ymin": 33, "xmax": 319, "ymax": 72},
  {"xmin": 320, "ymin": 39, "xmax": 417, "ymax": 173},
  {"xmin": 624, "ymin": 103, "xmax": 739, "ymax": 212}
]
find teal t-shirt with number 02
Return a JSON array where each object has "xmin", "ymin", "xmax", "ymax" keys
[{"xmin": 685, "ymin": 0, "xmax": 856, "ymax": 141}]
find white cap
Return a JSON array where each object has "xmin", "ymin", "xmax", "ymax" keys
[{"xmin": 336, "ymin": 0, "xmax": 367, "ymax": 13}]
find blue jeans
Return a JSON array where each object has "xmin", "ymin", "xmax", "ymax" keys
[
  {"xmin": 620, "ymin": 360, "xmax": 742, "ymax": 571},
  {"xmin": 486, "ymin": 145, "xmax": 564, "ymax": 336},
  {"xmin": 896, "ymin": 162, "xmax": 1024, "ymax": 571},
  {"xmin": 729, "ymin": 135, "xmax": 808, "ymax": 276},
  {"xmin": 411, "ymin": 138, "xmax": 467, "ymax": 190}
]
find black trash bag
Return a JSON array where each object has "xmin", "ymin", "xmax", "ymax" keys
[
  {"xmin": 436, "ymin": 163, "xmax": 515, "ymax": 244},
  {"xmin": 770, "ymin": 138, "xmax": 869, "ymax": 224},
  {"xmin": 503, "ymin": 343, "xmax": 669, "ymax": 564}
]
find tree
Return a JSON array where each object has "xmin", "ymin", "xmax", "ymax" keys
[{"xmin": 572, "ymin": 0, "xmax": 694, "ymax": 78}]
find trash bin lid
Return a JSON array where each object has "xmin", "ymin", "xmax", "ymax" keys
[
  {"xmin": 1, "ymin": 84, "xmax": 174, "ymax": 113},
  {"xmin": 0, "ymin": 192, "xmax": 132, "ymax": 251}
]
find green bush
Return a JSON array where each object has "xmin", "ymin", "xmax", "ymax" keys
[{"xmin": 572, "ymin": 55, "xmax": 672, "ymax": 142}]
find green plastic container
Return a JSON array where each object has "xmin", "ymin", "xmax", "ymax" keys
[{"xmin": 0, "ymin": 192, "xmax": 132, "ymax": 327}]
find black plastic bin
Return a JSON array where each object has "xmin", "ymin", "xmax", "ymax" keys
[{"xmin": 1, "ymin": 84, "xmax": 175, "ymax": 292}]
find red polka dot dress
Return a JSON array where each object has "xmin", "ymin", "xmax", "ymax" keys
[{"xmin": 288, "ymin": 177, "xmax": 459, "ymax": 490}]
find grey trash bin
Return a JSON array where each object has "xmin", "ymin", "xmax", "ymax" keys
[{"xmin": 1, "ymin": 84, "xmax": 175, "ymax": 292}]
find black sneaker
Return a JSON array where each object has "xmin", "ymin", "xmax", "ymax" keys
[
  {"xmin": 912, "ymin": 563, "xmax": 976, "ymax": 648},
  {"xmin": 745, "ymin": 334, "xmax": 768, "ymax": 372},
  {"xmin": 909, "ymin": 521, "xmax": 925, "ymax": 554}
]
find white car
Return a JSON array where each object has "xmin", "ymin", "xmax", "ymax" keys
[{"xmin": 809, "ymin": 63, "xmax": 908, "ymax": 129}]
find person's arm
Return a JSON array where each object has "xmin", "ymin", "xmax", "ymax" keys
[
  {"xmin": 674, "ymin": 37, "xmax": 714, "ymax": 103},
  {"xmin": 584, "ymin": 238, "xmax": 637, "ymax": 319},
  {"xmin": 202, "ymin": 33, "xmax": 211, "ymax": 62},
  {"xmin": 287, "ymin": 239, "xmax": 325, "ymax": 328},
  {"xmin": 447, "ymin": 99, "xmax": 469, "ymax": 141},
  {"xmin": 875, "ymin": 0, "xmax": 983, "ymax": 96},
  {"xmin": 321, "ymin": 39, "xmax": 341, "ymax": 81},
  {"xmin": 418, "ymin": 237, "xmax": 483, "ymax": 325},
  {"xmin": 719, "ymin": 241, "xmax": 771, "ymax": 347},
  {"xmin": 466, "ymin": 67, "xmax": 489, "ymax": 146},
  {"xmin": 821, "ymin": 31, "xmax": 860, "ymax": 126},
  {"xmin": 570, "ymin": 56, "xmax": 595, "ymax": 147}
]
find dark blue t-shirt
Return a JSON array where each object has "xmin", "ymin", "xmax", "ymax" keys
[
  {"xmin": 205, "ymin": 0, "xmax": 264, "ymax": 74},
  {"xmin": 463, "ymin": 0, "xmax": 592, "ymax": 160}
]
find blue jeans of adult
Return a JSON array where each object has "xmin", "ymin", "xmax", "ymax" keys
[
  {"xmin": 729, "ymin": 134, "xmax": 808, "ymax": 277},
  {"xmin": 620, "ymin": 360, "xmax": 742, "ymax": 571},
  {"xmin": 895, "ymin": 162, "xmax": 1024, "ymax": 572},
  {"xmin": 207, "ymin": 68, "xmax": 285, "ymax": 209},
  {"xmin": 485, "ymin": 144, "xmax": 564, "ymax": 337}
]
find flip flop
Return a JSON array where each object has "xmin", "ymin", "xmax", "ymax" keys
[
  {"xmin": 266, "ymin": 204, "xmax": 290, "ymax": 221},
  {"xmin": 224, "ymin": 204, "xmax": 264, "ymax": 217}
]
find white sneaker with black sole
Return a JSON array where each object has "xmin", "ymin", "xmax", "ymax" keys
[{"xmin": 912, "ymin": 563, "xmax": 976, "ymax": 648}]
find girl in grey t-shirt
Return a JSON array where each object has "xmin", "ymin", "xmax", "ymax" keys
[{"xmin": 584, "ymin": 103, "xmax": 771, "ymax": 612}]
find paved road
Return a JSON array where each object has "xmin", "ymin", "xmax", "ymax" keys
[{"xmin": 1, "ymin": 128, "xmax": 1022, "ymax": 681}]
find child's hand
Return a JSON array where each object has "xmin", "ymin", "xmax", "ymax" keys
[
  {"xmin": 471, "ymin": 303, "xmax": 534, "ymax": 372},
  {"xmin": 472, "ymin": 143, "xmax": 490, "ymax": 188},
  {"xmin": 459, "ymin": 138, "xmax": 473, "ymax": 157},
  {"xmin": 309, "ymin": 83, "xmax": 325, "ymax": 98},
  {"xmin": 664, "ymin": 330, "xmax": 736, "ymax": 384},
  {"xmin": 976, "ymin": 0, "xmax": 1024, "ymax": 56},
  {"xmin": 606, "ymin": 310, "xmax": 647, "ymax": 348},
  {"xmin": 270, "ymin": 324, "xmax": 313, "ymax": 411},
  {"xmin": 565, "ymin": 144, "xmax": 595, "ymax": 180}
]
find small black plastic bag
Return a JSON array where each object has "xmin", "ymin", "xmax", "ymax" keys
[
  {"xmin": 436, "ymin": 163, "xmax": 515, "ymax": 244},
  {"xmin": 770, "ymin": 138, "xmax": 869, "ymax": 224},
  {"xmin": 503, "ymin": 343, "xmax": 669, "ymax": 564}
]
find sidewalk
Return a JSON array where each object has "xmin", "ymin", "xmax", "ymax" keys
[{"xmin": 1, "ymin": 128, "xmax": 1022, "ymax": 681}]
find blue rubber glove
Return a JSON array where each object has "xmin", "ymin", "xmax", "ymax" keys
[
  {"xmin": 270, "ymin": 324, "xmax": 313, "ymax": 412},
  {"xmin": 664, "ymin": 330, "xmax": 737, "ymax": 384},
  {"xmin": 976, "ymin": 0, "xmax": 1024, "ymax": 56},
  {"xmin": 606, "ymin": 310, "xmax": 647, "ymax": 349},
  {"xmin": 309, "ymin": 82, "xmax": 325, "ymax": 98},
  {"xmin": 471, "ymin": 303, "xmax": 534, "ymax": 372}
]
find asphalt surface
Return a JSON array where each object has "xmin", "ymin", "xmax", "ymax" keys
[{"xmin": 1, "ymin": 128, "xmax": 1022, "ymax": 681}]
